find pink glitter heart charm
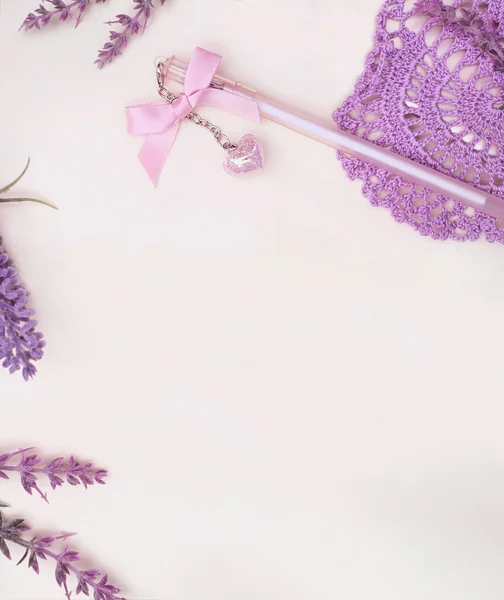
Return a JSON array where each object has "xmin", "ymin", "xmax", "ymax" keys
[{"xmin": 224, "ymin": 134, "xmax": 264, "ymax": 176}]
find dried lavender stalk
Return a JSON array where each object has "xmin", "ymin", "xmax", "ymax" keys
[
  {"xmin": 0, "ymin": 449, "xmax": 107, "ymax": 503},
  {"xmin": 20, "ymin": 0, "xmax": 168, "ymax": 68},
  {"xmin": 0, "ymin": 450, "xmax": 117, "ymax": 599},
  {"xmin": 95, "ymin": 0, "xmax": 167, "ymax": 69},
  {"xmin": 414, "ymin": 0, "xmax": 504, "ymax": 71},
  {"xmin": 20, "ymin": 0, "xmax": 109, "ymax": 31},
  {"xmin": 0, "ymin": 510, "xmax": 124, "ymax": 600}
]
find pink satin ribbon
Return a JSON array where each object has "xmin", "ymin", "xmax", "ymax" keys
[{"xmin": 126, "ymin": 47, "xmax": 261, "ymax": 186}]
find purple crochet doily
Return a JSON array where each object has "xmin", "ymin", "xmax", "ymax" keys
[{"xmin": 333, "ymin": 0, "xmax": 504, "ymax": 242}]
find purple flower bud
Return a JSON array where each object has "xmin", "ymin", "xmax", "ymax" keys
[{"xmin": 0, "ymin": 238, "xmax": 45, "ymax": 380}]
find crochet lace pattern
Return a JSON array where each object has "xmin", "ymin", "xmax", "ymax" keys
[{"xmin": 333, "ymin": 0, "xmax": 504, "ymax": 242}]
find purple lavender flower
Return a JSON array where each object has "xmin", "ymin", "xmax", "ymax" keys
[
  {"xmin": 0, "ymin": 240, "xmax": 45, "ymax": 381},
  {"xmin": 0, "ymin": 514, "xmax": 125, "ymax": 600},
  {"xmin": 414, "ymin": 0, "xmax": 504, "ymax": 72},
  {"xmin": 0, "ymin": 449, "xmax": 107, "ymax": 503},
  {"xmin": 95, "ymin": 0, "xmax": 167, "ymax": 69},
  {"xmin": 413, "ymin": 0, "xmax": 449, "ymax": 17},
  {"xmin": 21, "ymin": 0, "xmax": 168, "ymax": 68},
  {"xmin": 0, "ymin": 159, "xmax": 56, "ymax": 380},
  {"xmin": 20, "ymin": 0, "xmax": 108, "ymax": 31}
]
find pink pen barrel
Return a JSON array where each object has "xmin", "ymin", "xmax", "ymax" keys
[
  {"xmin": 157, "ymin": 56, "xmax": 504, "ymax": 220},
  {"xmin": 251, "ymin": 95, "xmax": 504, "ymax": 220}
]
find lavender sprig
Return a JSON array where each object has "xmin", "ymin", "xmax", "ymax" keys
[
  {"xmin": 20, "ymin": 0, "xmax": 108, "ymax": 31},
  {"xmin": 0, "ymin": 513, "xmax": 125, "ymax": 600},
  {"xmin": 0, "ymin": 240, "xmax": 45, "ymax": 381},
  {"xmin": 0, "ymin": 160, "xmax": 55, "ymax": 380},
  {"xmin": 0, "ymin": 449, "xmax": 107, "ymax": 503},
  {"xmin": 95, "ymin": 0, "xmax": 167, "ymax": 69},
  {"xmin": 21, "ymin": 0, "xmax": 168, "ymax": 68},
  {"xmin": 414, "ymin": 0, "xmax": 504, "ymax": 72}
]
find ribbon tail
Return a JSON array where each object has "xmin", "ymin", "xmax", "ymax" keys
[
  {"xmin": 138, "ymin": 122, "xmax": 180, "ymax": 186},
  {"xmin": 126, "ymin": 102, "xmax": 178, "ymax": 135}
]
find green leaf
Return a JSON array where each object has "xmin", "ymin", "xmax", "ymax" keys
[
  {"xmin": 0, "ymin": 158, "xmax": 31, "ymax": 195},
  {"xmin": 0, "ymin": 537, "xmax": 11, "ymax": 560},
  {"xmin": 0, "ymin": 197, "xmax": 58, "ymax": 210},
  {"xmin": 8, "ymin": 519, "xmax": 25, "ymax": 529},
  {"xmin": 0, "ymin": 158, "xmax": 57, "ymax": 209},
  {"xmin": 17, "ymin": 548, "xmax": 29, "ymax": 566}
]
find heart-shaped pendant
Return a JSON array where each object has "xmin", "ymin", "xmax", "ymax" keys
[{"xmin": 224, "ymin": 134, "xmax": 264, "ymax": 175}]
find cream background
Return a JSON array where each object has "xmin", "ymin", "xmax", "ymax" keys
[{"xmin": 2, "ymin": 1, "xmax": 504, "ymax": 599}]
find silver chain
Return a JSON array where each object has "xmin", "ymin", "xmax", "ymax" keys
[{"xmin": 157, "ymin": 65, "xmax": 237, "ymax": 151}]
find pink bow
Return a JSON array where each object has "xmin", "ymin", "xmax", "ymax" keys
[{"xmin": 126, "ymin": 47, "xmax": 261, "ymax": 186}]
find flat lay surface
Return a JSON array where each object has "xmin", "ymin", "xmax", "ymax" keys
[{"xmin": 2, "ymin": 1, "xmax": 504, "ymax": 599}]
